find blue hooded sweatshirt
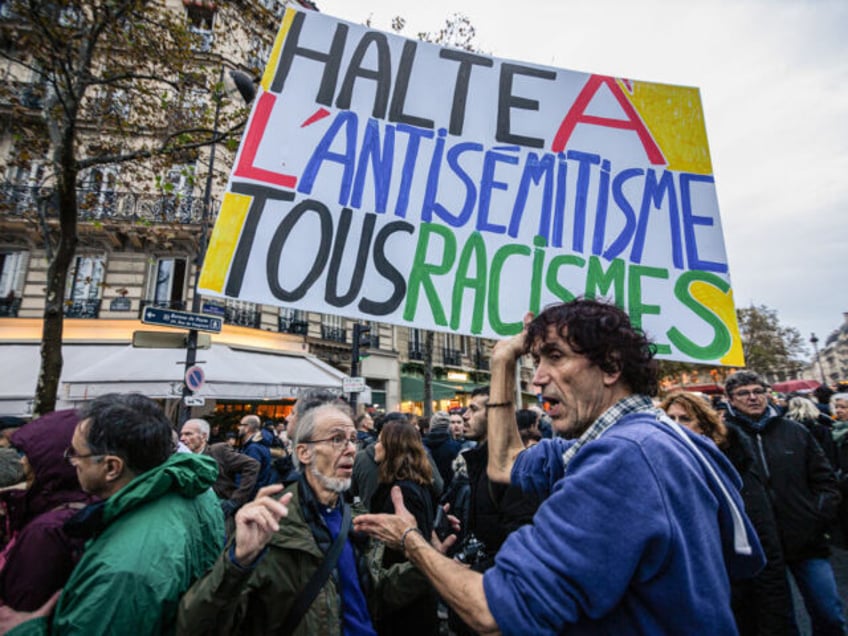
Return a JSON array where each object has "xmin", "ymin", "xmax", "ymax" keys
[{"xmin": 483, "ymin": 410, "xmax": 765, "ymax": 635}]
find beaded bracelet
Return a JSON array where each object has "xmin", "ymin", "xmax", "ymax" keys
[
  {"xmin": 400, "ymin": 526, "xmax": 424, "ymax": 552},
  {"xmin": 486, "ymin": 401, "xmax": 513, "ymax": 409}
]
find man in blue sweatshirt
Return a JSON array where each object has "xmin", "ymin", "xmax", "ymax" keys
[{"xmin": 355, "ymin": 299, "xmax": 765, "ymax": 635}]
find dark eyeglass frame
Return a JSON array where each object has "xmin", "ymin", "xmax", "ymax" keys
[
  {"xmin": 302, "ymin": 433, "xmax": 358, "ymax": 450},
  {"xmin": 63, "ymin": 446, "xmax": 106, "ymax": 463},
  {"xmin": 732, "ymin": 389, "xmax": 768, "ymax": 399}
]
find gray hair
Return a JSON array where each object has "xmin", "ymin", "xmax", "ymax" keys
[
  {"xmin": 786, "ymin": 397, "xmax": 820, "ymax": 423},
  {"xmin": 294, "ymin": 388, "xmax": 347, "ymax": 419},
  {"xmin": 292, "ymin": 402, "xmax": 352, "ymax": 470},
  {"xmin": 430, "ymin": 411, "xmax": 450, "ymax": 431},
  {"xmin": 831, "ymin": 393, "xmax": 848, "ymax": 411},
  {"xmin": 184, "ymin": 418, "xmax": 210, "ymax": 437},
  {"xmin": 724, "ymin": 371, "xmax": 768, "ymax": 396}
]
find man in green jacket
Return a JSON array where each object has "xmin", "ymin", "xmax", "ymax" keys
[
  {"xmin": 178, "ymin": 401, "xmax": 432, "ymax": 635},
  {"xmin": 0, "ymin": 393, "xmax": 224, "ymax": 635}
]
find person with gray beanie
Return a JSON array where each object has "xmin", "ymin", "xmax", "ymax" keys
[{"xmin": 424, "ymin": 411, "xmax": 462, "ymax": 487}]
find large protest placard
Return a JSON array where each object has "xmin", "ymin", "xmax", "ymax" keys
[{"xmin": 199, "ymin": 6, "xmax": 744, "ymax": 366}]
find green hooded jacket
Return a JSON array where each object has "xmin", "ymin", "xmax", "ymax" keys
[
  {"xmin": 177, "ymin": 480, "xmax": 429, "ymax": 635},
  {"xmin": 10, "ymin": 453, "xmax": 224, "ymax": 636}
]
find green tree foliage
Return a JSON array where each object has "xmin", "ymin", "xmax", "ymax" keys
[
  {"xmin": 736, "ymin": 304, "xmax": 807, "ymax": 375},
  {"xmin": 0, "ymin": 0, "xmax": 272, "ymax": 414}
]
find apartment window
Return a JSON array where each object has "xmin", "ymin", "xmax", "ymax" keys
[
  {"xmin": 148, "ymin": 257, "xmax": 187, "ymax": 309},
  {"xmin": 0, "ymin": 251, "xmax": 27, "ymax": 317},
  {"xmin": 157, "ymin": 164, "xmax": 196, "ymax": 222},
  {"xmin": 65, "ymin": 255, "xmax": 105, "ymax": 318},
  {"xmin": 186, "ymin": 2, "xmax": 215, "ymax": 51},
  {"xmin": 80, "ymin": 167, "xmax": 118, "ymax": 218},
  {"xmin": 320, "ymin": 314, "xmax": 345, "ymax": 342},
  {"xmin": 279, "ymin": 307, "xmax": 308, "ymax": 334},
  {"xmin": 408, "ymin": 328, "xmax": 424, "ymax": 360}
]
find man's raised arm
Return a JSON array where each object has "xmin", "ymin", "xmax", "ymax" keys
[{"xmin": 487, "ymin": 320, "xmax": 531, "ymax": 484}]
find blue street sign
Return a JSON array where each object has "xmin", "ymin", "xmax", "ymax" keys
[{"xmin": 141, "ymin": 307, "xmax": 222, "ymax": 333}]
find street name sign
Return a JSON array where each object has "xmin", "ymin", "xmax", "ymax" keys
[
  {"xmin": 343, "ymin": 377, "xmax": 367, "ymax": 393},
  {"xmin": 141, "ymin": 307, "xmax": 222, "ymax": 333}
]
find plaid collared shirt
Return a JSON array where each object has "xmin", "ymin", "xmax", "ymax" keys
[{"xmin": 561, "ymin": 394, "xmax": 657, "ymax": 470}]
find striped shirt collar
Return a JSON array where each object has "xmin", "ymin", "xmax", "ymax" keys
[{"xmin": 562, "ymin": 394, "xmax": 656, "ymax": 469}]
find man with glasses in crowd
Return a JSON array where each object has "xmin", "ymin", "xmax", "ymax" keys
[
  {"xmin": 723, "ymin": 371, "xmax": 845, "ymax": 635},
  {"xmin": 0, "ymin": 393, "xmax": 223, "ymax": 635},
  {"xmin": 179, "ymin": 401, "xmax": 430, "ymax": 634}
]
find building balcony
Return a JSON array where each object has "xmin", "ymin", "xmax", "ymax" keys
[
  {"xmin": 279, "ymin": 317, "xmax": 308, "ymax": 335},
  {"xmin": 474, "ymin": 352, "xmax": 490, "ymax": 371},
  {"xmin": 64, "ymin": 299, "xmax": 101, "ymax": 319},
  {"xmin": 0, "ymin": 296, "xmax": 21, "ymax": 317},
  {"xmin": 443, "ymin": 348, "xmax": 462, "ymax": 366},
  {"xmin": 321, "ymin": 325, "xmax": 346, "ymax": 343},
  {"xmin": 0, "ymin": 183, "xmax": 212, "ymax": 224},
  {"xmin": 408, "ymin": 345, "xmax": 424, "ymax": 361}
]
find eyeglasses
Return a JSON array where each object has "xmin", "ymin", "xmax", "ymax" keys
[
  {"xmin": 732, "ymin": 389, "xmax": 767, "ymax": 399},
  {"xmin": 303, "ymin": 433, "xmax": 358, "ymax": 450},
  {"xmin": 63, "ymin": 446, "xmax": 105, "ymax": 463}
]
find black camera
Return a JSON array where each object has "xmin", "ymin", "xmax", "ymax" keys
[{"xmin": 455, "ymin": 533, "xmax": 488, "ymax": 569}]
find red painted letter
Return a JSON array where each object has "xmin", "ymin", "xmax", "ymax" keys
[
  {"xmin": 233, "ymin": 92, "xmax": 298, "ymax": 189},
  {"xmin": 551, "ymin": 75, "xmax": 665, "ymax": 165}
]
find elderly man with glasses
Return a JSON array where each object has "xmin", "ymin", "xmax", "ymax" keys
[
  {"xmin": 0, "ymin": 393, "xmax": 224, "ymax": 635},
  {"xmin": 178, "ymin": 401, "xmax": 434, "ymax": 635},
  {"xmin": 723, "ymin": 371, "xmax": 845, "ymax": 635}
]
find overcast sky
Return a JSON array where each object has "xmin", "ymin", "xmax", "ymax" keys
[{"xmin": 317, "ymin": 0, "xmax": 848, "ymax": 357}]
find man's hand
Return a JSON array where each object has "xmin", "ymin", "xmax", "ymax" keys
[
  {"xmin": 233, "ymin": 485, "xmax": 293, "ymax": 565},
  {"xmin": 490, "ymin": 311, "xmax": 533, "ymax": 366},
  {"xmin": 0, "ymin": 589, "xmax": 61, "ymax": 632},
  {"xmin": 353, "ymin": 486, "xmax": 417, "ymax": 550}
]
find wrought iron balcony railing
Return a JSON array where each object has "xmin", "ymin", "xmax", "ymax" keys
[
  {"xmin": 474, "ymin": 352, "xmax": 490, "ymax": 371},
  {"xmin": 443, "ymin": 348, "xmax": 462, "ymax": 366},
  {"xmin": 279, "ymin": 317, "xmax": 308, "ymax": 335},
  {"xmin": 64, "ymin": 299, "xmax": 101, "ymax": 319},
  {"xmin": 408, "ymin": 345, "xmax": 424, "ymax": 361},
  {"xmin": 0, "ymin": 183, "xmax": 214, "ymax": 224},
  {"xmin": 321, "ymin": 325, "xmax": 346, "ymax": 343}
]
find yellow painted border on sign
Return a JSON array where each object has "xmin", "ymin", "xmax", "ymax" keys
[
  {"xmin": 198, "ymin": 192, "xmax": 253, "ymax": 293},
  {"xmin": 261, "ymin": 8, "xmax": 297, "ymax": 93}
]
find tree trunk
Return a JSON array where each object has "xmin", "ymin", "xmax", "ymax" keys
[
  {"xmin": 423, "ymin": 330, "xmax": 434, "ymax": 419},
  {"xmin": 33, "ymin": 142, "xmax": 78, "ymax": 416}
]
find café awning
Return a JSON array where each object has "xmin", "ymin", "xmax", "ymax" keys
[
  {"xmin": 62, "ymin": 343, "xmax": 348, "ymax": 401},
  {"xmin": 0, "ymin": 343, "xmax": 349, "ymax": 416}
]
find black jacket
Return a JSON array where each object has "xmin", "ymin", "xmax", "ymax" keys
[
  {"xmin": 727, "ymin": 409, "xmax": 841, "ymax": 561},
  {"xmin": 722, "ymin": 424, "xmax": 795, "ymax": 636},
  {"xmin": 462, "ymin": 441, "xmax": 540, "ymax": 564},
  {"xmin": 424, "ymin": 428, "xmax": 462, "ymax": 487}
]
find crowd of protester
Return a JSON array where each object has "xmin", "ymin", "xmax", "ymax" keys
[{"xmin": 1, "ymin": 299, "xmax": 848, "ymax": 634}]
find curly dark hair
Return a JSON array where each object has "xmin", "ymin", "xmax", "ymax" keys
[{"xmin": 524, "ymin": 299, "xmax": 658, "ymax": 396}]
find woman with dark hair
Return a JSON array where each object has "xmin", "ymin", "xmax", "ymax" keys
[
  {"xmin": 660, "ymin": 392, "xmax": 795, "ymax": 636},
  {"xmin": 371, "ymin": 419, "xmax": 438, "ymax": 635}
]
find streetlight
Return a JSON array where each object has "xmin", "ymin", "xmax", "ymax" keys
[
  {"xmin": 179, "ymin": 68, "xmax": 256, "ymax": 425},
  {"xmin": 810, "ymin": 332, "xmax": 827, "ymax": 385}
]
